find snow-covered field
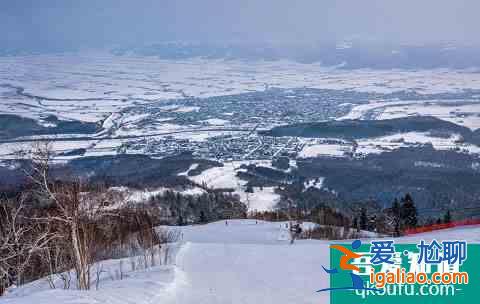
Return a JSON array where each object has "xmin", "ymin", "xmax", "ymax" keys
[
  {"xmin": 340, "ymin": 99, "xmax": 480, "ymax": 131},
  {"xmin": 299, "ymin": 140, "xmax": 352, "ymax": 158},
  {"xmin": 3, "ymin": 220, "xmax": 479, "ymax": 304},
  {"xmin": 2, "ymin": 53, "xmax": 480, "ymax": 125},
  {"xmin": 2, "ymin": 53, "xmax": 480, "ymax": 161},
  {"xmin": 295, "ymin": 132, "xmax": 480, "ymax": 158},
  {"xmin": 187, "ymin": 160, "xmax": 281, "ymax": 212},
  {"xmin": 356, "ymin": 131, "xmax": 480, "ymax": 155}
]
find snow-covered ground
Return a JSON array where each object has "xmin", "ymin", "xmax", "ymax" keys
[
  {"xmin": 2, "ymin": 53, "xmax": 480, "ymax": 126},
  {"xmin": 376, "ymin": 102, "xmax": 480, "ymax": 131},
  {"xmin": 187, "ymin": 160, "xmax": 282, "ymax": 212},
  {"xmin": 3, "ymin": 220, "xmax": 479, "ymax": 304},
  {"xmin": 107, "ymin": 186, "xmax": 206, "ymax": 207},
  {"xmin": 304, "ymin": 177, "xmax": 325, "ymax": 191},
  {"xmin": 294, "ymin": 132, "xmax": 480, "ymax": 158},
  {"xmin": 340, "ymin": 99, "xmax": 480, "ymax": 131},
  {"xmin": 356, "ymin": 131, "xmax": 480, "ymax": 155},
  {"xmin": 299, "ymin": 141, "xmax": 352, "ymax": 158},
  {"xmin": 2, "ymin": 53, "xmax": 480, "ymax": 163},
  {"xmin": 200, "ymin": 118, "xmax": 229, "ymax": 126},
  {"xmin": 178, "ymin": 163, "xmax": 200, "ymax": 176}
]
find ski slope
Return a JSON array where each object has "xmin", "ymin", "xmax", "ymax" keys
[
  {"xmin": 161, "ymin": 241, "xmax": 329, "ymax": 304},
  {"xmin": 160, "ymin": 220, "xmax": 331, "ymax": 303},
  {"xmin": 3, "ymin": 220, "xmax": 479, "ymax": 304}
]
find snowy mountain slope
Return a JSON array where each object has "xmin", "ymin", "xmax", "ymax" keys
[
  {"xmin": 2, "ymin": 266, "xmax": 176, "ymax": 304},
  {"xmin": 187, "ymin": 161, "xmax": 282, "ymax": 212},
  {"xmin": 3, "ymin": 220, "xmax": 479, "ymax": 304},
  {"xmin": 173, "ymin": 219, "xmax": 318, "ymax": 244},
  {"xmin": 160, "ymin": 241, "xmax": 330, "ymax": 304}
]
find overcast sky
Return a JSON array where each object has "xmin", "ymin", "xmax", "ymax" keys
[{"xmin": 1, "ymin": 0, "xmax": 478, "ymax": 50}]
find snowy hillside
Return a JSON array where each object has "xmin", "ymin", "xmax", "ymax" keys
[{"xmin": 3, "ymin": 220, "xmax": 479, "ymax": 304}]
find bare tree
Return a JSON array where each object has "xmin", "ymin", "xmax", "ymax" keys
[
  {"xmin": 0, "ymin": 197, "xmax": 52, "ymax": 295},
  {"xmin": 24, "ymin": 142, "xmax": 100, "ymax": 290},
  {"xmin": 3, "ymin": 141, "xmax": 179, "ymax": 293},
  {"xmin": 42, "ymin": 235, "xmax": 72, "ymax": 290}
]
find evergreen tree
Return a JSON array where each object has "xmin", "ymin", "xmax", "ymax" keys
[
  {"xmin": 385, "ymin": 198, "xmax": 402, "ymax": 236},
  {"xmin": 375, "ymin": 214, "xmax": 387, "ymax": 234},
  {"xmin": 200, "ymin": 210, "xmax": 207, "ymax": 223},
  {"xmin": 443, "ymin": 210, "xmax": 452, "ymax": 224},
  {"xmin": 353, "ymin": 217, "xmax": 360, "ymax": 232},
  {"xmin": 359, "ymin": 208, "xmax": 368, "ymax": 231},
  {"xmin": 177, "ymin": 215, "xmax": 184, "ymax": 226},
  {"xmin": 391, "ymin": 198, "xmax": 401, "ymax": 236},
  {"xmin": 368, "ymin": 214, "xmax": 377, "ymax": 232},
  {"xmin": 400, "ymin": 193, "xmax": 417, "ymax": 229}
]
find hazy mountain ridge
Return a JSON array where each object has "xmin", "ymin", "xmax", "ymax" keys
[{"xmin": 112, "ymin": 42, "xmax": 480, "ymax": 69}]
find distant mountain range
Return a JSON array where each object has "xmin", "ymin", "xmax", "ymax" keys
[
  {"xmin": 3, "ymin": 41, "xmax": 480, "ymax": 69},
  {"xmin": 111, "ymin": 42, "xmax": 480, "ymax": 69}
]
